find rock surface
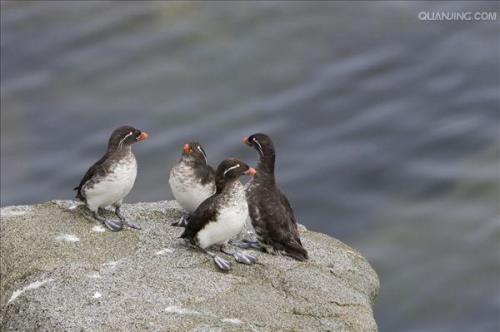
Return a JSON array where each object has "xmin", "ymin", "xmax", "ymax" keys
[{"xmin": 0, "ymin": 200, "xmax": 379, "ymax": 331}]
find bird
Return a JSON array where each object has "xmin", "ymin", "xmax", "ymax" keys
[
  {"xmin": 241, "ymin": 133, "xmax": 308, "ymax": 261},
  {"xmin": 180, "ymin": 158, "xmax": 257, "ymax": 271},
  {"xmin": 169, "ymin": 141, "xmax": 216, "ymax": 226},
  {"xmin": 74, "ymin": 125, "xmax": 148, "ymax": 231}
]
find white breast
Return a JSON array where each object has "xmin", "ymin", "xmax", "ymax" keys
[
  {"xmin": 169, "ymin": 162, "xmax": 215, "ymax": 213},
  {"xmin": 85, "ymin": 156, "xmax": 137, "ymax": 211},
  {"xmin": 196, "ymin": 182, "xmax": 248, "ymax": 249}
]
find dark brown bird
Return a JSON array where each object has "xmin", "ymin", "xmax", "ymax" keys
[{"xmin": 242, "ymin": 133, "xmax": 308, "ymax": 261}]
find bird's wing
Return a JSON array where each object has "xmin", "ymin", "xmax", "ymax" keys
[
  {"xmin": 200, "ymin": 164, "xmax": 216, "ymax": 186},
  {"xmin": 279, "ymin": 189, "xmax": 298, "ymax": 226},
  {"xmin": 180, "ymin": 195, "xmax": 218, "ymax": 240},
  {"xmin": 278, "ymin": 189, "xmax": 303, "ymax": 244},
  {"xmin": 73, "ymin": 154, "xmax": 108, "ymax": 199},
  {"xmin": 256, "ymin": 189, "xmax": 307, "ymax": 260}
]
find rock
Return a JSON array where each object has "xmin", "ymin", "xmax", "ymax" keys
[{"xmin": 0, "ymin": 200, "xmax": 379, "ymax": 331}]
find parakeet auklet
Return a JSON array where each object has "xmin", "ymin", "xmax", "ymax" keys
[
  {"xmin": 242, "ymin": 133, "xmax": 308, "ymax": 261},
  {"xmin": 74, "ymin": 125, "xmax": 149, "ymax": 231},
  {"xmin": 180, "ymin": 158, "xmax": 257, "ymax": 271},
  {"xmin": 169, "ymin": 141, "xmax": 216, "ymax": 226}
]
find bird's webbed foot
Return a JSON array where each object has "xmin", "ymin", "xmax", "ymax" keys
[
  {"xmin": 114, "ymin": 206, "xmax": 141, "ymax": 230},
  {"xmin": 204, "ymin": 249, "xmax": 232, "ymax": 271},
  {"xmin": 220, "ymin": 244, "xmax": 257, "ymax": 265},
  {"xmin": 93, "ymin": 210, "xmax": 123, "ymax": 232}
]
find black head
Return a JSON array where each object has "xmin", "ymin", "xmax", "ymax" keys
[
  {"xmin": 243, "ymin": 133, "xmax": 275, "ymax": 157},
  {"xmin": 182, "ymin": 141, "xmax": 208, "ymax": 163},
  {"xmin": 216, "ymin": 158, "xmax": 256, "ymax": 181},
  {"xmin": 108, "ymin": 125, "xmax": 149, "ymax": 150}
]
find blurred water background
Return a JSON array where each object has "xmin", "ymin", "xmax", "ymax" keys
[{"xmin": 1, "ymin": 1, "xmax": 499, "ymax": 331}]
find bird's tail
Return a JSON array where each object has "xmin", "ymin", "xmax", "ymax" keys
[
  {"xmin": 73, "ymin": 186, "xmax": 84, "ymax": 201},
  {"xmin": 179, "ymin": 228, "xmax": 191, "ymax": 239},
  {"xmin": 179, "ymin": 231, "xmax": 197, "ymax": 248},
  {"xmin": 283, "ymin": 240, "xmax": 308, "ymax": 261}
]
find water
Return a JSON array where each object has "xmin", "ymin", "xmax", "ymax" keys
[{"xmin": 1, "ymin": 1, "xmax": 499, "ymax": 331}]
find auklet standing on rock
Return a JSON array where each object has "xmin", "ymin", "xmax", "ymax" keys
[
  {"xmin": 169, "ymin": 142, "xmax": 216, "ymax": 226},
  {"xmin": 74, "ymin": 125, "xmax": 149, "ymax": 231},
  {"xmin": 180, "ymin": 158, "xmax": 257, "ymax": 271},
  {"xmin": 241, "ymin": 133, "xmax": 308, "ymax": 261}
]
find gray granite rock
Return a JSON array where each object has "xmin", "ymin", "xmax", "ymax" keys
[{"xmin": 0, "ymin": 200, "xmax": 379, "ymax": 331}]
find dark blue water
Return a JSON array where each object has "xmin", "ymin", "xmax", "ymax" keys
[{"xmin": 1, "ymin": 2, "xmax": 499, "ymax": 331}]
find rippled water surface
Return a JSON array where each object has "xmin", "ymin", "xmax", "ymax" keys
[{"xmin": 1, "ymin": 2, "xmax": 499, "ymax": 331}]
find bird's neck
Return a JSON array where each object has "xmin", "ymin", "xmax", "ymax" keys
[
  {"xmin": 257, "ymin": 152, "xmax": 275, "ymax": 177},
  {"xmin": 109, "ymin": 144, "xmax": 132, "ymax": 157},
  {"xmin": 216, "ymin": 178, "xmax": 240, "ymax": 194},
  {"xmin": 182, "ymin": 155, "xmax": 205, "ymax": 168}
]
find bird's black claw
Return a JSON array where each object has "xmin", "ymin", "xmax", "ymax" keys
[
  {"xmin": 214, "ymin": 255, "xmax": 232, "ymax": 271},
  {"xmin": 171, "ymin": 215, "xmax": 189, "ymax": 227},
  {"xmin": 103, "ymin": 219, "xmax": 123, "ymax": 232},
  {"xmin": 234, "ymin": 252, "xmax": 257, "ymax": 265}
]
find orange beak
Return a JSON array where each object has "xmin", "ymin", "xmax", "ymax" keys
[
  {"xmin": 244, "ymin": 167, "xmax": 256, "ymax": 176},
  {"xmin": 137, "ymin": 131, "xmax": 149, "ymax": 141},
  {"xmin": 243, "ymin": 136, "xmax": 249, "ymax": 145},
  {"xmin": 183, "ymin": 143, "xmax": 191, "ymax": 154}
]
